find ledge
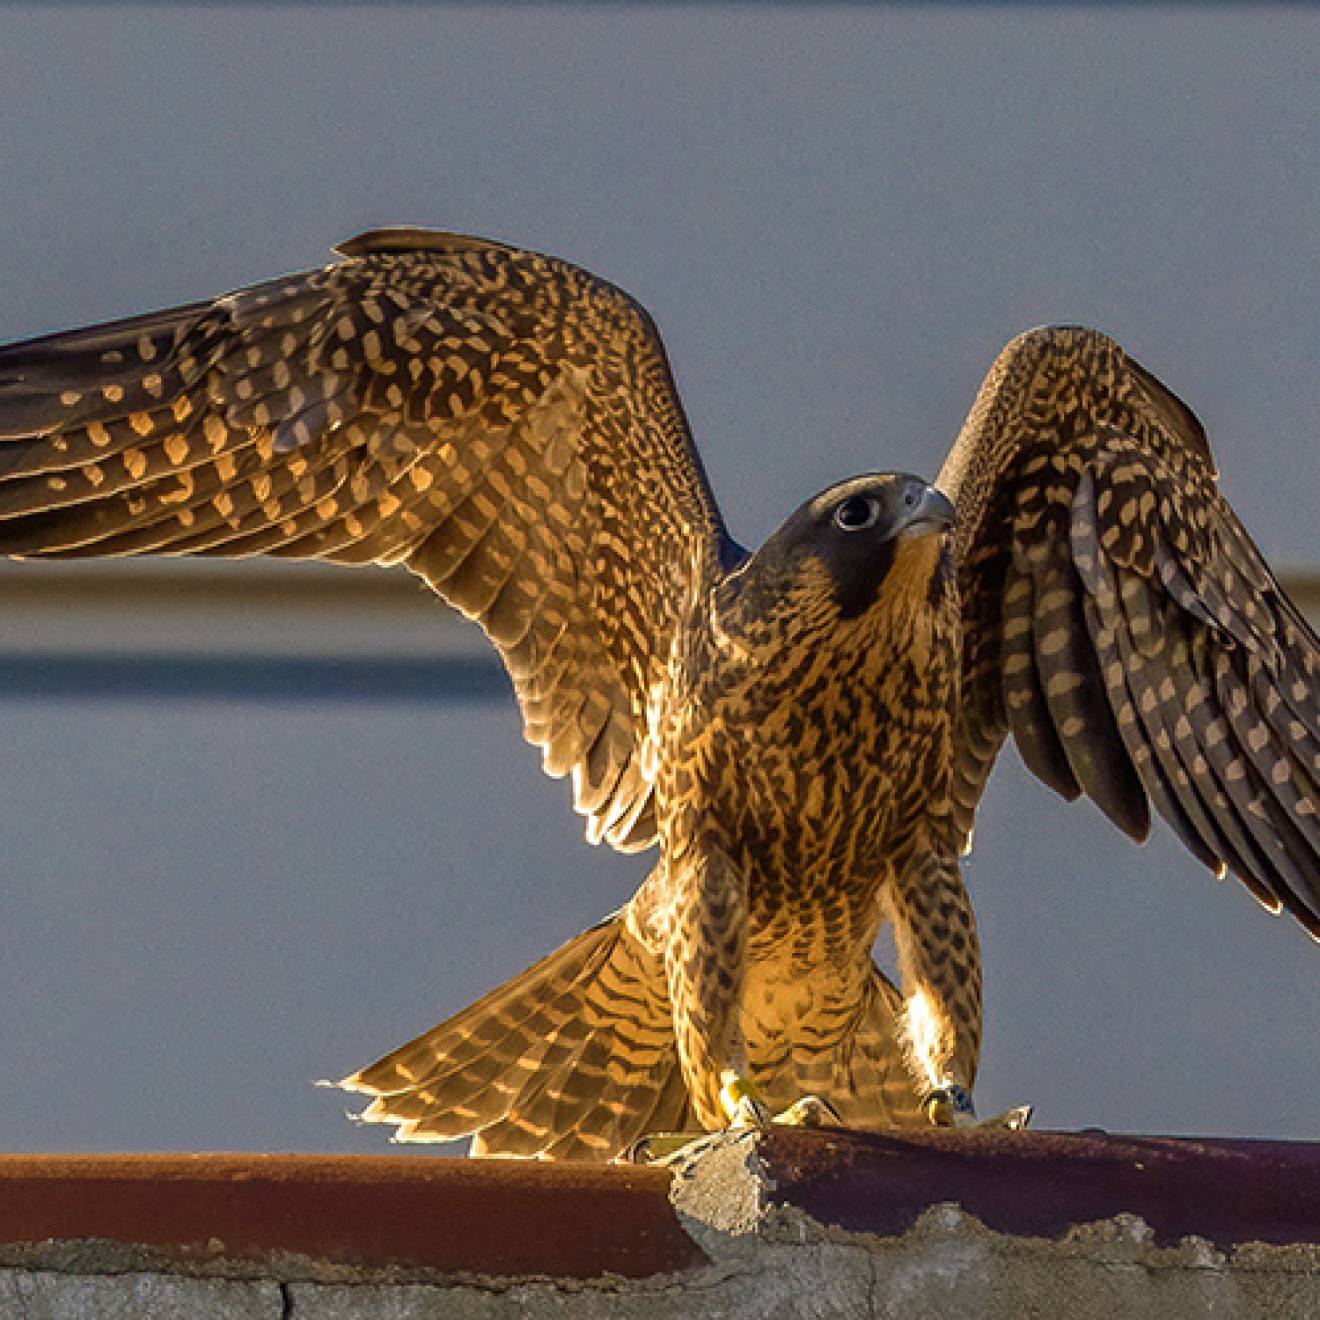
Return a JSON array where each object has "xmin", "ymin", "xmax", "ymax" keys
[
  {"xmin": 738, "ymin": 1126, "xmax": 1320, "ymax": 1249},
  {"xmin": 3, "ymin": 1130, "xmax": 1319, "ymax": 1317},
  {"xmin": 0, "ymin": 1152, "xmax": 697, "ymax": 1283}
]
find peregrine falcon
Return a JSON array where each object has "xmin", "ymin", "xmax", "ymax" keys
[{"xmin": 0, "ymin": 228, "xmax": 1316, "ymax": 1158}]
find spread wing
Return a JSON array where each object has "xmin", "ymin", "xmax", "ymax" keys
[
  {"xmin": 0, "ymin": 227, "xmax": 740, "ymax": 851},
  {"xmin": 939, "ymin": 326, "xmax": 1320, "ymax": 939}
]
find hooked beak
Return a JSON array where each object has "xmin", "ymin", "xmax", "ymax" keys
[{"xmin": 896, "ymin": 483, "xmax": 957, "ymax": 540}]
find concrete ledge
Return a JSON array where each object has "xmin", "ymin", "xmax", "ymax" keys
[{"xmin": 3, "ymin": 1131, "xmax": 1319, "ymax": 1317}]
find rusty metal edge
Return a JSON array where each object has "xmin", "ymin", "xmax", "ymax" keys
[
  {"xmin": 0, "ymin": 1153, "xmax": 706, "ymax": 1283},
  {"xmin": 755, "ymin": 1127, "xmax": 1320, "ymax": 1249}
]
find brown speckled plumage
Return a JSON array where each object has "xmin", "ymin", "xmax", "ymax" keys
[{"xmin": 1, "ymin": 229, "xmax": 1315, "ymax": 1159}]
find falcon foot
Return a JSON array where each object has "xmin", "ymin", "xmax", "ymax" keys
[
  {"xmin": 625, "ymin": 1125, "xmax": 754, "ymax": 1169},
  {"xmin": 719, "ymin": 1068, "xmax": 772, "ymax": 1129},
  {"xmin": 625, "ymin": 1080, "xmax": 843, "ymax": 1165},
  {"xmin": 924, "ymin": 1083, "xmax": 1032, "ymax": 1130},
  {"xmin": 719, "ymin": 1070, "xmax": 843, "ymax": 1130},
  {"xmin": 979, "ymin": 1105, "xmax": 1034, "ymax": 1130},
  {"xmin": 773, "ymin": 1093, "xmax": 842, "ymax": 1128}
]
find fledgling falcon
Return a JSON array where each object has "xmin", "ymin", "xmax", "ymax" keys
[{"xmin": 0, "ymin": 228, "xmax": 1316, "ymax": 1158}]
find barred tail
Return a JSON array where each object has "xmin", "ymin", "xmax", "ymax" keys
[
  {"xmin": 339, "ymin": 911, "xmax": 690, "ymax": 1160},
  {"xmin": 750, "ymin": 958, "xmax": 924, "ymax": 1129},
  {"xmin": 730, "ymin": 958, "xmax": 924, "ymax": 1131},
  {"xmin": 829, "ymin": 960, "xmax": 927, "ymax": 1128}
]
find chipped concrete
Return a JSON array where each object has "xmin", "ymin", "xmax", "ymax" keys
[
  {"xmin": 0, "ymin": 1269, "xmax": 282, "ymax": 1319},
  {"xmin": 6, "ymin": 1201, "xmax": 1318, "ymax": 1319},
  {"xmin": 659, "ymin": 1132, "xmax": 1320, "ymax": 1320}
]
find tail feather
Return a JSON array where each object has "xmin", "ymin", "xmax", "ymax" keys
[
  {"xmin": 548, "ymin": 1030, "xmax": 670, "ymax": 1150},
  {"xmin": 501, "ymin": 1056, "xmax": 697, "ymax": 1160},
  {"xmin": 636, "ymin": 1059, "xmax": 697, "ymax": 1136},
  {"xmin": 742, "ymin": 959, "xmax": 923, "ymax": 1128},
  {"xmin": 830, "ymin": 962, "xmax": 924, "ymax": 1127},
  {"xmin": 359, "ymin": 974, "xmax": 600, "ymax": 1130},
  {"xmin": 341, "ymin": 910, "xmax": 684, "ymax": 1159},
  {"xmin": 471, "ymin": 952, "xmax": 686, "ymax": 1156},
  {"xmin": 514, "ymin": 1030, "xmax": 698, "ymax": 1160},
  {"xmin": 342, "ymin": 924, "xmax": 924, "ymax": 1157},
  {"xmin": 469, "ymin": 1025, "xmax": 600, "ymax": 1155},
  {"xmin": 347, "ymin": 918, "xmax": 619, "ymax": 1100},
  {"xmin": 482, "ymin": 1034, "xmax": 622, "ymax": 1159}
]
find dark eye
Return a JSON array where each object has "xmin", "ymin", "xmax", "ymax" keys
[{"xmin": 834, "ymin": 495, "xmax": 882, "ymax": 532}]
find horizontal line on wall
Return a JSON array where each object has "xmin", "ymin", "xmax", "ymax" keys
[
  {"xmin": 0, "ymin": 559, "xmax": 431, "ymax": 607},
  {"xmin": 0, "ymin": 564, "xmax": 1315, "ymax": 683},
  {"xmin": 3, "ymin": 559, "xmax": 1316, "ymax": 606}
]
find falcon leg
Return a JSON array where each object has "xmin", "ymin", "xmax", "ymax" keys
[
  {"xmin": 631, "ymin": 850, "xmax": 848, "ymax": 1165},
  {"xmin": 887, "ymin": 850, "xmax": 993, "ymax": 1127},
  {"xmin": 616, "ymin": 854, "xmax": 756, "ymax": 1164},
  {"xmin": 660, "ymin": 849, "xmax": 755, "ymax": 1131},
  {"xmin": 718, "ymin": 1068, "xmax": 770, "ymax": 1128},
  {"xmin": 717, "ymin": 1072, "xmax": 839, "ymax": 1126}
]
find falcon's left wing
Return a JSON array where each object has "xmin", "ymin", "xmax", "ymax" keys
[
  {"xmin": 939, "ymin": 327, "xmax": 1320, "ymax": 938},
  {"xmin": 0, "ymin": 228, "xmax": 741, "ymax": 853}
]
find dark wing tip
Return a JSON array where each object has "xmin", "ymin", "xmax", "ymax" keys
[
  {"xmin": 1103, "ymin": 784, "xmax": 1152, "ymax": 845},
  {"xmin": 333, "ymin": 227, "xmax": 519, "ymax": 260},
  {"xmin": 1125, "ymin": 356, "xmax": 1214, "ymax": 474}
]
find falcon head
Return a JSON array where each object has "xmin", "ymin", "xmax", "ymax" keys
[
  {"xmin": 763, "ymin": 473, "xmax": 956, "ymax": 620},
  {"xmin": 710, "ymin": 472, "xmax": 957, "ymax": 661}
]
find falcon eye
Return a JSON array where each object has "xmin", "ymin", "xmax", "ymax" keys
[{"xmin": 833, "ymin": 495, "xmax": 883, "ymax": 532}]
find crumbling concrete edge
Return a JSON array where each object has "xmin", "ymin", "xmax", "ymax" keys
[{"xmin": 661, "ymin": 1128, "xmax": 1320, "ymax": 1318}]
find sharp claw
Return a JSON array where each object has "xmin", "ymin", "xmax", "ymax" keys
[
  {"xmin": 631, "ymin": 1076, "xmax": 855, "ymax": 1164},
  {"xmin": 627, "ymin": 1093, "xmax": 842, "ymax": 1165},
  {"xmin": 625, "ymin": 1131, "xmax": 710, "ymax": 1164},
  {"xmin": 980, "ymin": 1103, "xmax": 1033, "ymax": 1131}
]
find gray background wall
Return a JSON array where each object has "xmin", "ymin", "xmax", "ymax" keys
[{"xmin": 0, "ymin": 3, "xmax": 1316, "ymax": 1153}]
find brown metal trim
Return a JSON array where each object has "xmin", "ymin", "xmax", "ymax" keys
[
  {"xmin": 757, "ymin": 1127, "xmax": 1320, "ymax": 1249},
  {"xmin": 0, "ymin": 1153, "xmax": 704, "ymax": 1282}
]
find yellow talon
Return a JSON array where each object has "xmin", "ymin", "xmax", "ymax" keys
[
  {"xmin": 924, "ymin": 1083, "xmax": 976, "ymax": 1126},
  {"xmin": 719, "ymin": 1069, "xmax": 770, "ymax": 1127}
]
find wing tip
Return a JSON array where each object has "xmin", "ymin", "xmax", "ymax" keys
[
  {"xmin": 1114, "ymin": 807, "xmax": 1153, "ymax": 847},
  {"xmin": 334, "ymin": 227, "xmax": 517, "ymax": 260}
]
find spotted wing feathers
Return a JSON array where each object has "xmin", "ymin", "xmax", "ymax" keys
[
  {"xmin": 0, "ymin": 229, "xmax": 739, "ymax": 851},
  {"xmin": 941, "ymin": 327, "xmax": 1320, "ymax": 938}
]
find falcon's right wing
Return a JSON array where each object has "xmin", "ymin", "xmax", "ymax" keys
[
  {"xmin": 938, "ymin": 327, "xmax": 1320, "ymax": 939},
  {"xmin": 0, "ymin": 228, "xmax": 742, "ymax": 852}
]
